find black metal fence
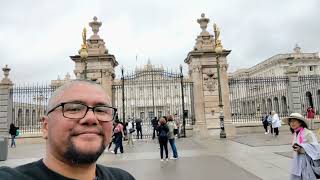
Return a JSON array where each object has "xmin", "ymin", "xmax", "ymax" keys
[
  {"xmin": 229, "ymin": 76, "xmax": 289, "ymax": 123},
  {"xmin": 112, "ymin": 66, "xmax": 194, "ymax": 139},
  {"xmin": 299, "ymin": 75, "xmax": 320, "ymax": 118},
  {"xmin": 10, "ymin": 84, "xmax": 57, "ymax": 134}
]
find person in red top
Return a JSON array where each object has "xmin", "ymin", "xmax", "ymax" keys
[{"xmin": 307, "ymin": 106, "xmax": 315, "ymax": 130}]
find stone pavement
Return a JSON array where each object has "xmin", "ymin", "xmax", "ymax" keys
[{"xmin": 0, "ymin": 130, "xmax": 301, "ymax": 180}]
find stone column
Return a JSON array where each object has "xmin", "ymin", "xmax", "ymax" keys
[
  {"xmin": 70, "ymin": 17, "xmax": 118, "ymax": 100},
  {"xmin": 285, "ymin": 62, "xmax": 301, "ymax": 114},
  {"xmin": 0, "ymin": 65, "xmax": 13, "ymax": 137},
  {"xmin": 185, "ymin": 14, "xmax": 236, "ymax": 137},
  {"xmin": 190, "ymin": 63, "xmax": 208, "ymax": 137}
]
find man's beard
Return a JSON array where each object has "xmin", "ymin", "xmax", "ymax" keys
[{"xmin": 63, "ymin": 137, "xmax": 106, "ymax": 165}]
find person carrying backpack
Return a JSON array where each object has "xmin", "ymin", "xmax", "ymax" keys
[
  {"xmin": 9, "ymin": 123, "xmax": 19, "ymax": 148},
  {"xmin": 157, "ymin": 116, "xmax": 169, "ymax": 161}
]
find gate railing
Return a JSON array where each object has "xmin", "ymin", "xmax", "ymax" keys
[
  {"xmin": 299, "ymin": 75, "xmax": 320, "ymax": 119},
  {"xmin": 10, "ymin": 84, "xmax": 57, "ymax": 134},
  {"xmin": 112, "ymin": 66, "xmax": 194, "ymax": 138},
  {"xmin": 229, "ymin": 76, "xmax": 289, "ymax": 123}
]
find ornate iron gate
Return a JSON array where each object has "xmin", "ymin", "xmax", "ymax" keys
[
  {"xmin": 10, "ymin": 84, "xmax": 57, "ymax": 134},
  {"xmin": 112, "ymin": 65, "xmax": 194, "ymax": 139}
]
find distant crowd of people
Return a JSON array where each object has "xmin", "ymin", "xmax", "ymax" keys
[
  {"xmin": 261, "ymin": 106, "xmax": 316, "ymax": 137},
  {"xmin": 106, "ymin": 114, "xmax": 181, "ymax": 161}
]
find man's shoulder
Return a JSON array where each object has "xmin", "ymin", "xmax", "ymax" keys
[
  {"xmin": 0, "ymin": 166, "xmax": 21, "ymax": 179},
  {"xmin": 0, "ymin": 161, "xmax": 38, "ymax": 180},
  {"xmin": 97, "ymin": 164, "xmax": 135, "ymax": 180}
]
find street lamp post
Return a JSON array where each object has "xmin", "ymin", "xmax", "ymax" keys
[
  {"xmin": 215, "ymin": 49, "xmax": 226, "ymax": 138},
  {"xmin": 214, "ymin": 23, "xmax": 226, "ymax": 138},
  {"xmin": 79, "ymin": 27, "xmax": 88, "ymax": 79}
]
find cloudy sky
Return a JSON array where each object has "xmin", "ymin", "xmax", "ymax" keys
[{"xmin": 0, "ymin": 0, "xmax": 319, "ymax": 83}]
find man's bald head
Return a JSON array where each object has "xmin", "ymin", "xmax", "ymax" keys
[{"xmin": 47, "ymin": 80, "xmax": 108, "ymax": 113}]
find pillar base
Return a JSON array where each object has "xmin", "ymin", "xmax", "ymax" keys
[
  {"xmin": 207, "ymin": 123, "xmax": 237, "ymax": 138},
  {"xmin": 224, "ymin": 123, "xmax": 237, "ymax": 137},
  {"xmin": 192, "ymin": 123, "xmax": 209, "ymax": 138}
]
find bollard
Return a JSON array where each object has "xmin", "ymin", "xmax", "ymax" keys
[{"xmin": 0, "ymin": 136, "xmax": 8, "ymax": 161}]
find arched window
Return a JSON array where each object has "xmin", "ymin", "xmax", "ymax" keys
[
  {"xmin": 25, "ymin": 109, "xmax": 30, "ymax": 126},
  {"xmin": 32, "ymin": 110, "xmax": 36, "ymax": 128},
  {"xmin": 262, "ymin": 99, "xmax": 266, "ymax": 114},
  {"xmin": 306, "ymin": 91, "xmax": 314, "ymax": 108},
  {"xmin": 273, "ymin": 97, "xmax": 279, "ymax": 114},
  {"xmin": 281, "ymin": 96, "xmax": 288, "ymax": 115},
  {"xmin": 251, "ymin": 101, "xmax": 256, "ymax": 115},
  {"xmin": 18, "ymin": 109, "xmax": 23, "ymax": 127},
  {"xmin": 317, "ymin": 90, "xmax": 320, "ymax": 114},
  {"xmin": 267, "ymin": 98, "xmax": 272, "ymax": 113},
  {"xmin": 12, "ymin": 108, "xmax": 15, "ymax": 124}
]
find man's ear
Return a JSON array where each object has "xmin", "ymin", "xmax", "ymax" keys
[{"xmin": 41, "ymin": 116, "xmax": 48, "ymax": 139}]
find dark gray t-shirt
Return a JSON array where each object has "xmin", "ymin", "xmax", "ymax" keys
[{"xmin": 0, "ymin": 159, "xmax": 135, "ymax": 180}]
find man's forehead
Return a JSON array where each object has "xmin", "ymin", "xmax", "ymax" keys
[{"xmin": 50, "ymin": 82, "xmax": 110, "ymax": 106}]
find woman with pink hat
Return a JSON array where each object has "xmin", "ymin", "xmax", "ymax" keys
[{"xmin": 283, "ymin": 113, "xmax": 320, "ymax": 179}]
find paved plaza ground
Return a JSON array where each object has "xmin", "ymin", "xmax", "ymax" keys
[{"xmin": 0, "ymin": 129, "xmax": 304, "ymax": 180}]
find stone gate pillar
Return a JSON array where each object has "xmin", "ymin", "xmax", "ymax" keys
[
  {"xmin": 185, "ymin": 14, "xmax": 236, "ymax": 137},
  {"xmin": 285, "ymin": 61, "xmax": 302, "ymax": 114},
  {"xmin": 70, "ymin": 16, "xmax": 118, "ymax": 99},
  {"xmin": 0, "ymin": 65, "xmax": 13, "ymax": 137}
]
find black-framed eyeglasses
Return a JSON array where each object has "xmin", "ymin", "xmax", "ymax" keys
[{"xmin": 46, "ymin": 102, "xmax": 117, "ymax": 122}]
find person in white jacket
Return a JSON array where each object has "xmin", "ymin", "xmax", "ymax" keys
[
  {"xmin": 271, "ymin": 110, "xmax": 281, "ymax": 136},
  {"xmin": 283, "ymin": 113, "xmax": 320, "ymax": 180}
]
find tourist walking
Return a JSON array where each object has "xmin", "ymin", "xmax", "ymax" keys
[
  {"xmin": 167, "ymin": 115, "xmax": 179, "ymax": 159},
  {"xmin": 174, "ymin": 113, "xmax": 181, "ymax": 138},
  {"xmin": 283, "ymin": 113, "xmax": 320, "ymax": 179},
  {"xmin": 127, "ymin": 119, "xmax": 134, "ymax": 146},
  {"xmin": 135, "ymin": 118, "xmax": 143, "ymax": 139},
  {"xmin": 261, "ymin": 113, "xmax": 269, "ymax": 134},
  {"xmin": 114, "ymin": 119, "xmax": 124, "ymax": 154},
  {"xmin": 307, "ymin": 106, "xmax": 315, "ymax": 130},
  {"xmin": 266, "ymin": 112, "xmax": 273, "ymax": 134},
  {"xmin": 271, "ymin": 111, "xmax": 281, "ymax": 136},
  {"xmin": 157, "ymin": 117, "xmax": 169, "ymax": 161},
  {"xmin": 9, "ymin": 123, "xmax": 19, "ymax": 148}
]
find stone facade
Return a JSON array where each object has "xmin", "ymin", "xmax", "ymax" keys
[
  {"xmin": 185, "ymin": 14, "xmax": 236, "ymax": 137},
  {"xmin": 229, "ymin": 44, "xmax": 320, "ymax": 78},
  {"xmin": 229, "ymin": 45, "xmax": 320, "ymax": 116}
]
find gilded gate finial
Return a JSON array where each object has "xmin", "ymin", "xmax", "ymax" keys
[
  {"xmin": 214, "ymin": 23, "xmax": 223, "ymax": 50},
  {"xmin": 82, "ymin": 27, "xmax": 87, "ymax": 49}
]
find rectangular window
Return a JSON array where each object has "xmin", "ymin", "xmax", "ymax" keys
[{"xmin": 148, "ymin": 111, "xmax": 154, "ymax": 118}]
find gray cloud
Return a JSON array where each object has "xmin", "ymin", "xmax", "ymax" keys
[{"xmin": 0, "ymin": 0, "xmax": 319, "ymax": 82}]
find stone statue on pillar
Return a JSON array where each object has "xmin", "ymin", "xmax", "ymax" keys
[{"xmin": 70, "ymin": 17, "xmax": 118, "ymax": 101}]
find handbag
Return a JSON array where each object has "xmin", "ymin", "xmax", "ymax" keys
[
  {"xmin": 306, "ymin": 153, "xmax": 320, "ymax": 178},
  {"xmin": 129, "ymin": 128, "xmax": 135, "ymax": 134},
  {"xmin": 173, "ymin": 129, "xmax": 178, "ymax": 135},
  {"xmin": 15, "ymin": 130, "xmax": 20, "ymax": 136}
]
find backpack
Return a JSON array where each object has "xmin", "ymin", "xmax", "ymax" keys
[
  {"xmin": 159, "ymin": 128, "xmax": 167, "ymax": 138},
  {"xmin": 267, "ymin": 115, "xmax": 272, "ymax": 124}
]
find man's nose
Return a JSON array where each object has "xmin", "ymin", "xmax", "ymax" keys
[{"xmin": 80, "ymin": 109, "xmax": 99, "ymax": 125}]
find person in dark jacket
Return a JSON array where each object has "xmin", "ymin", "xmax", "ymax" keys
[
  {"xmin": 157, "ymin": 116, "xmax": 169, "ymax": 161},
  {"xmin": 151, "ymin": 117, "xmax": 159, "ymax": 140},
  {"xmin": 9, "ymin": 123, "xmax": 19, "ymax": 148},
  {"xmin": 135, "ymin": 118, "xmax": 143, "ymax": 139}
]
